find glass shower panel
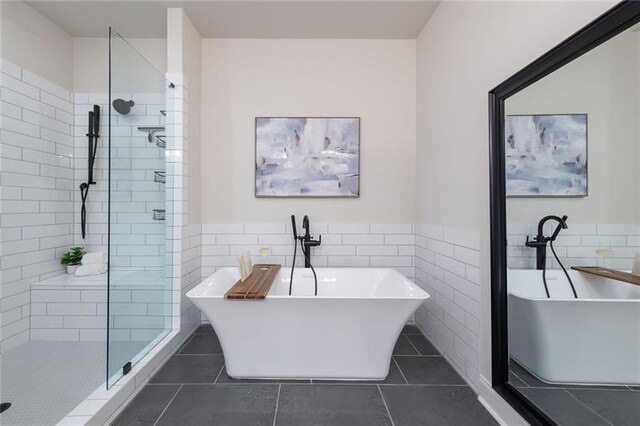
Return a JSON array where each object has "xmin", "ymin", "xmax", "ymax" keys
[{"xmin": 107, "ymin": 30, "xmax": 173, "ymax": 387}]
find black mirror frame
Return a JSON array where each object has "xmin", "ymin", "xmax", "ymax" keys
[{"xmin": 488, "ymin": 2, "xmax": 640, "ymax": 425}]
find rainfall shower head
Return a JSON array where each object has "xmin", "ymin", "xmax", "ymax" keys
[{"xmin": 112, "ymin": 99, "xmax": 135, "ymax": 115}]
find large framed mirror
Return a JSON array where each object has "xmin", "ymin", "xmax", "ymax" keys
[{"xmin": 489, "ymin": 2, "xmax": 640, "ymax": 425}]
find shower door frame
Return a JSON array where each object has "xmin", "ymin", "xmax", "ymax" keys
[
  {"xmin": 488, "ymin": 2, "xmax": 640, "ymax": 425},
  {"xmin": 107, "ymin": 27, "xmax": 177, "ymax": 388}
]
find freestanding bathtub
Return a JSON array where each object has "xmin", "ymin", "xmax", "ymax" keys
[
  {"xmin": 508, "ymin": 269, "xmax": 640, "ymax": 385},
  {"xmin": 187, "ymin": 267, "xmax": 429, "ymax": 380}
]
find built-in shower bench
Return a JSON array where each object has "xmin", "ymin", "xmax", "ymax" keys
[
  {"xmin": 30, "ymin": 273, "xmax": 108, "ymax": 341},
  {"xmin": 30, "ymin": 270, "xmax": 167, "ymax": 342},
  {"xmin": 32, "ymin": 273, "xmax": 107, "ymax": 289}
]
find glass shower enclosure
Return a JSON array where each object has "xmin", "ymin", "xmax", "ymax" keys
[
  {"xmin": 0, "ymin": 28, "xmax": 173, "ymax": 425},
  {"xmin": 107, "ymin": 29, "xmax": 173, "ymax": 387}
]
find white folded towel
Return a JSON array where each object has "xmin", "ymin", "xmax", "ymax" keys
[
  {"xmin": 82, "ymin": 251, "xmax": 106, "ymax": 265},
  {"xmin": 75, "ymin": 263, "xmax": 107, "ymax": 276}
]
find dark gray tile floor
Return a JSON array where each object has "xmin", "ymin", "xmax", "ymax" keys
[
  {"xmin": 510, "ymin": 360, "xmax": 640, "ymax": 426},
  {"xmin": 113, "ymin": 324, "xmax": 497, "ymax": 425}
]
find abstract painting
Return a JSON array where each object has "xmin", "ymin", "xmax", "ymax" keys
[
  {"xmin": 505, "ymin": 114, "xmax": 587, "ymax": 197},
  {"xmin": 255, "ymin": 117, "xmax": 360, "ymax": 197}
]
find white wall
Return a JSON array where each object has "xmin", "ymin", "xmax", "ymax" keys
[
  {"xmin": 167, "ymin": 9, "xmax": 202, "ymax": 225},
  {"xmin": 72, "ymin": 92, "xmax": 167, "ymax": 265},
  {"xmin": 0, "ymin": 3, "xmax": 167, "ymax": 94},
  {"xmin": 508, "ymin": 223, "xmax": 640, "ymax": 270},
  {"xmin": 200, "ymin": 39, "xmax": 416, "ymax": 224},
  {"xmin": 0, "ymin": 1, "xmax": 73, "ymax": 89},
  {"xmin": 0, "ymin": 60, "xmax": 75, "ymax": 352},
  {"xmin": 1, "ymin": 1, "xmax": 75, "ymax": 352},
  {"xmin": 73, "ymin": 37, "xmax": 167, "ymax": 94},
  {"xmin": 415, "ymin": 1, "xmax": 615, "ymax": 423},
  {"xmin": 507, "ymin": 29, "xmax": 640, "ymax": 224},
  {"xmin": 201, "ymin": 222, "xmax": 415, "ymax": 277},
  {"xmin": 414, "ymin": 225, "xmax": 483, "ymax": 390},
  {"xmin": 0, "ymin": 1, "xmax": 173, "ymax": 352}
]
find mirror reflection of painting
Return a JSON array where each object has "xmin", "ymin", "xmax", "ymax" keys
[
  {"xmin": 255, "ymin": 117, "xmax": 360, "ymax": 197},
  {"xmin": 506, "ymin": 114, "xmax": 587, "ymax": 197}
]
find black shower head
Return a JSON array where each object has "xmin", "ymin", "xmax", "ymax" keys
[{"xmin": 112, "ymin": 99, "xmax": 135, "ymax": 115}]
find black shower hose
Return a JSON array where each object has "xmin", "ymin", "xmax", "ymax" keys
[
  {"xmin": 289, "ymin": 238, "xmax": 297, "ymax": 296},
  {"xmin": 542, "ymin": 265, "xmax": 551, "ymax": 298},
  {"xmin": 79, "ymin": 183, "xmax": 89, "ymax": 239},
  {"xmin": 289, "ymin": 238, "xmax": 319, "ymax": 296},
  {"xmin": 550, "ymin": 240, "xmax": 578, "ymax": 298},
  {"xmin": 542, "ymin": 241, "xmax": 578, "ymax": 299},
  {"xmin": 301, "ymin": 239, "xmax": 318, "ymax": 296}
]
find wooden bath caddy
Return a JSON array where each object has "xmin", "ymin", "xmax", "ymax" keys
[
  {"xmin": 224, "ymin": 264, "xmax": 281, "ymax": 299},
  {"xmin": 571, "ymin": 266, "xmax": 640, "ymax": 287}
]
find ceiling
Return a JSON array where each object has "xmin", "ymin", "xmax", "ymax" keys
[{"xmin": 26, "ymin": 1, "xmax": 439, "ymax": 39}]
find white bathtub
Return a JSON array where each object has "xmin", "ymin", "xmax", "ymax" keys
[
  {"xmin": 187, "ymin": 267, "xmax": 429, "ymax": 380},
  {"xmin": 508, "ymin": 269, "xmax": 640, "ymax": 385}
]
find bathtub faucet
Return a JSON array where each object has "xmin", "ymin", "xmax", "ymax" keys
[
  {"xmin": 290, "ymin": 215, "xmax": 320, "ymax": 296},
  {"xmin": 525, "ymin": 215, "xmax": 568, "ymax": 270},
  {"xmin": 301, "ymin": 215, "xmax": 322, "ymax": 268}
]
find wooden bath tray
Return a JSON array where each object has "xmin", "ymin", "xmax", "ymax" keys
[
  {"xmin": 571, "ymin": 266, "xmax": 640, "ymax": 287},
  {"xmin": 224, "ymin": 264, "xmax": 281, "ymax": 299}
]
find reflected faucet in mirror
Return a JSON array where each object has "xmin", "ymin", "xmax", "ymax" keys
[
  {"xmin": 525, "ymin": 215, "xmax": 568, "ymax": 271},
  {"xmin": 524, "ymin": 214, "xmax": 577, "ymax": 299}
]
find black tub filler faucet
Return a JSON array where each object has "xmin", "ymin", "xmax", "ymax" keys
[{"xmin": 289, "ymin": 215, "xmax": 321, "ymax": 296}]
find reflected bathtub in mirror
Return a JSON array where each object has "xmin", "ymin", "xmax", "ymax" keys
[{"xmin": 508, "ymin": 269, "xmax": 640, "ymax": 385}]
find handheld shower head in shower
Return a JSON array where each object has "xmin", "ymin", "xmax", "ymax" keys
[{"xmin": 112, "ymin": 99, "xmax": 135, "ymax": 115}]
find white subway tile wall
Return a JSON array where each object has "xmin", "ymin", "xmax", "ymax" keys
[
  {"xmin": 508, "ymin": 223, "xmax": 640, "ymax": 270},
  {"xmin": 1, "ymin": 61, "xmax": 195, "ymax": 353},
  {"xmin": 73, "ymin": 92, "xmax": 166, "ymax": 267},
  {"xmin": 180, "ymin": 224, "xmax": 202, "ymax": 334},
  {"xmin": 1, "ymin": 61, "xmax": 199, "ymax": 423},
  {"xmin": 165, "ymin": 74, "xmax": 202, "ymax": 342},
  {"xmin": 414, "ymin": 225, "xmax": 482, "ymax": 391},
  {"xmin": 27, "ymin": 271, "xmax": 173, "ymax": 342},
  {"xmin": 200, "ymin": 223, "xmax": 416, "ymax": 280},
  {"xmin": 34, "ymin": 82, "xmax": 189, "ymax": 343},
  {"xmin": 1, "ymin": 60, "xmax": 74, "ymax": 352}
]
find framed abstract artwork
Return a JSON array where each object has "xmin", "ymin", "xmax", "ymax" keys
[
  {"xmin": 505, "ymin": 114, "xmax": 588, "ymax": 197},
  {"xmin": 255, "ymin": 117, "xmax": 360, "ymax": 197}
]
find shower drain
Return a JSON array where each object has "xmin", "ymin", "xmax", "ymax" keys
[{"xmin": 0, "ymin": 402, "xmax": 11, "ymax": 413}]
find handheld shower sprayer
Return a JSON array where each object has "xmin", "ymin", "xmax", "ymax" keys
[
  {"xmin": 550, "ymin": 215, "xmax": 569, "ymax": 241},
  {"xmin": 289, "ymin": 215, "xmax": 298, "ymax": 296},
  {"xmin": 291, "ymin": 215, "xmax": 298, "ymax": 240}
]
